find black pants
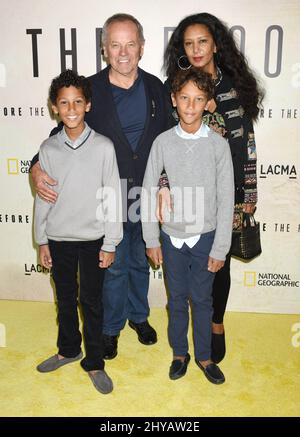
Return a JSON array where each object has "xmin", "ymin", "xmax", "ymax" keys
[
  {"xmin": 212, "ymin": 252, "xmax": 231, "ymax": 324},
  {"xmin": 49, "ymin": 239, "xmax": 105, "ymax": 372},
  {"xmin": 212, "ymin": 188, "xmax": 244, "ymax": 324}
]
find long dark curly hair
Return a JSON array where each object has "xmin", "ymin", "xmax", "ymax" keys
[{"xmin": 164, "ymin": 13, "xmax": 264, "ymax": 121}]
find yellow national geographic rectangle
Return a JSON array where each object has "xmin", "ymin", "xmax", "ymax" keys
[
  {"xmin": 244, "ymin": 271, "xmax": 256, "ymax": 287},
  {"xmin": 7, "ymin": 158, "xmax": 19, "ymax": 175}
]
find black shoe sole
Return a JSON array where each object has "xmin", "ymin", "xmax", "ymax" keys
[
  {"xmin": 169, "ymin": 369, "xmax": 188, "ymax": 380},
  {"xmin": 137, "ymin": 336, "xmax": 157, "ymax": 346},
  {"xmin": 103, "ymin": 350, "xmax": 118, "ymax": 360}
]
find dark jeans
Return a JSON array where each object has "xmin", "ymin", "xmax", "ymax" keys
[
  {"xmin": 102, "ymin": 221, "xmax": 150, "ymax": 336},
  {"xmin": 49, "ymin": 239, "xmax": 105, "ymax": 372},
  {"xmin": 161, "ymin": 230, "xmax": 216, "ymax": 361}
]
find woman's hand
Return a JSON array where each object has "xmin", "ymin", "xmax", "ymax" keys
[{"xmin": 243, "ymin": 203, "xmax": 256, "ymax": 214}]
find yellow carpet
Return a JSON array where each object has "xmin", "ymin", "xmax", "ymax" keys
[{"xmin": 0, "ymin": 300, "xmax": 299, "ymax": 417}]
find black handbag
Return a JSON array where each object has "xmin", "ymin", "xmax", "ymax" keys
[{"xmin": 231, "ymin": 212, "xmax": 262, "ymax": 261}]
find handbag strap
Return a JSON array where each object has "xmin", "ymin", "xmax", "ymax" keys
[{"xmin": 243, "ymin": 212, "xmax": 257, "ymax": 228}]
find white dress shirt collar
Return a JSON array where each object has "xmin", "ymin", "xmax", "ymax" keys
[{"xmin": 175, "ymin": 121, "xmax": 209, "ymax": 139}]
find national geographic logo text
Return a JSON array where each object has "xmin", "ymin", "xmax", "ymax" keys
[
  {"xmin": 7, "ymin": 159, "xmax": 31, "ymax": 175},
  {"xmin": 244, "ymin": 272, "xmax": 299, "ymax": 287}
]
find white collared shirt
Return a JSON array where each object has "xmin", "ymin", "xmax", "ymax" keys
[
  {"xmin": 169, "ymin": 122, "xmax": 209, "ymax": 249},
  {"xmin": 175, "ymin": 121, "xmax": 209, "ymax": 139}
]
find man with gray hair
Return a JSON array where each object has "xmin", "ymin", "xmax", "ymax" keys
[{"xmin": 30, "ymin": 14, "xmax": 170, "ymax": 360}]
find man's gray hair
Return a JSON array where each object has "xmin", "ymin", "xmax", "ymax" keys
[{"xmin": 101, "ymin": 13, "xmax": 145, "ymax": 46}]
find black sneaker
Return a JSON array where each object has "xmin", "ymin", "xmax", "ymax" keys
[
  {"xmin": 103, "ymin": 334, "xmax": 119, "ymax": 360},
  {"xmin": 128, "ymin": 320, "xmax": 157, "ymax": 345}
]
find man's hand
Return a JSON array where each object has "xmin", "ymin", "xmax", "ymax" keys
[
  {"xmin": 31, "ymin": 162, "xmax": 58, "ymax": 203},
  {"xmin": 39, "ymin": 244, "xmax": 52, "ymax": 269},
  {"xmin": 208, "ymin": 256, "xmax": 224, "ymax": 273},
  {"xmin": 156, "ymin": 187, "xmax": 172, "ymax": 224},
  {"xmin": 146, "ymin": 247, "xmax": 163, "ymax": 268},
  {"xmin": 99, "ymin": 250, "xmax": 115, "ymax": 268},
  {"xmin": 243, "ymin": 203, "xmax": 256, "ymax": 214}
]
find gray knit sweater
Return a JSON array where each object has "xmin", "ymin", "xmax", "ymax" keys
[
  {"xmin": 141, "ymin": 126, "xmax": 234, "ymax": 260},
  {"xmin": 34, "ymin": 126, "xmax": 123, "ymax": 252}
]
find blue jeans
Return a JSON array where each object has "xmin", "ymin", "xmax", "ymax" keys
[
  {"xmin": 161, "ymin": 230, "xmax": 215, "ymax": 361},
  {"xmin": 102, "ymin": 221, "xmax": 150, "ymax": 336}
]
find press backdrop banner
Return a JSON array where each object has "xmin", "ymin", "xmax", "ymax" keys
[{"xmin": 0, "ymin": 0, "xmax": 299, "ymax": 313}]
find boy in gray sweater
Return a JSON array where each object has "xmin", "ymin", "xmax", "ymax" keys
[
  {"xmin": 34, "ymin": 70, "xmax": 122, "ymax": 394},
  {"xmin": 141, "ymin": 69, "xmax": 234, "ymax": 384}
]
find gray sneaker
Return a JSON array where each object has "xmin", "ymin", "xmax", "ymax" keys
[
  {"xmin": 88, "ymin": 370, "xmax": 113, "ymax": 394},
  {"xmin": 36, "ymin": 352, "xmax": 83, "ymax": 373}
]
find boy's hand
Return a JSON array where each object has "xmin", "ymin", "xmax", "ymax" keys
[
  {"xmin": 39, "ymin": 244, "xmax": 52, "ymax": 269},
  {"xmin": 99, "ymin": 250, "xmax": 115, "ymax": 268},
  {"xmin": 156, "ymin": 187, "xmax": 172, "ymax": 224},
  {"xmin": 208, "ymin": 256, "xmax": 224, "ymax": 273},
  {"xmin": 31, "ymin": 162, "xmax": 58, "ymax": 203},
  {"xmin": 146, "ymin": 247, "xmax": 163, "ymax": 268}
]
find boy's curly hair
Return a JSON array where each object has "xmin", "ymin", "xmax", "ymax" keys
[
  {"xmin": 49, "ymin": 69, "xmax": 91, "ymax": 104},
  {"xmin": 171, "ymin": 67, "xmax": 214, "ymax": 100}
]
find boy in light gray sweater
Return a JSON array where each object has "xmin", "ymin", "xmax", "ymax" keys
[
  {"xmin": 34, "ymin": 70, "xmax": 122, "ymax": 394},
  {"xmin": 141, "ymin": 69, "xmax": 234, "ymax": 384}
]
